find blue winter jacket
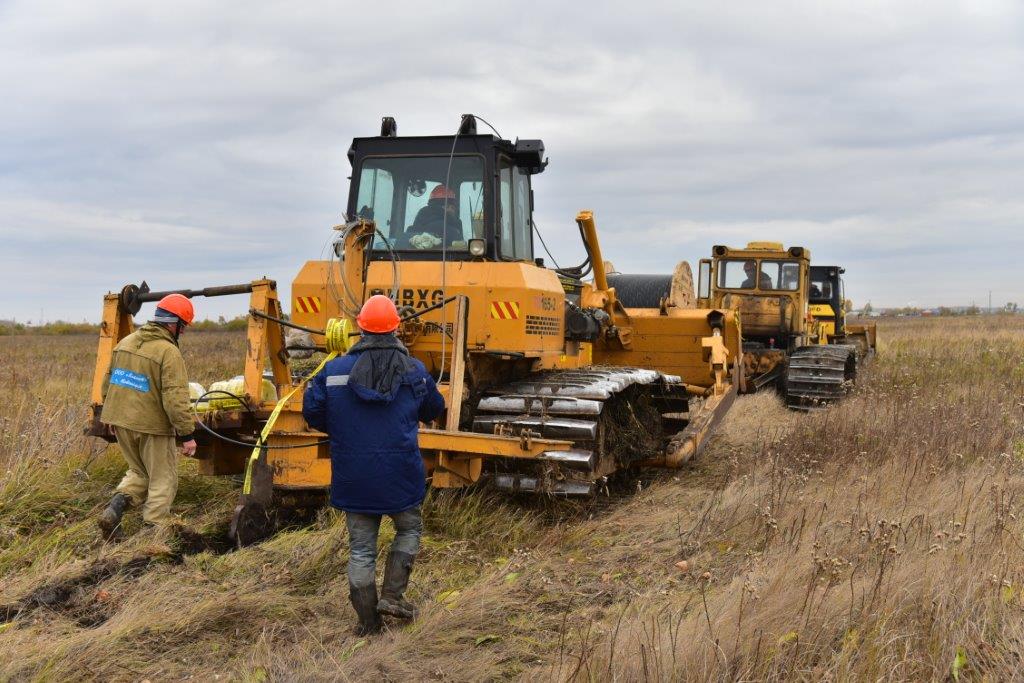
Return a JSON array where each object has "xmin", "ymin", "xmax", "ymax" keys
[{"xmin": 302, "ymin": 334, "xmax": 445, "ymax": 515}]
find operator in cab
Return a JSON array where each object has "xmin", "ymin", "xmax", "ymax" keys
[
  {"xmin": 403, "ymin": 184, "xmax": 464, "ymax": 249},
  {"xmin": 741, "ymin": 260, "xmax": 772, "ymax": 289},
  {"xmin": 97, "ymin": 294, "xmax": 197, "ymax": 537},
  {"xmin": 303, "ymin": 295, "xmax": 445, "ymax": 635}
]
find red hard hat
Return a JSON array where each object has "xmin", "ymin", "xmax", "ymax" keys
[
  {"xmin": 156, "ymin": 293, "xmax": 195, "ymax": 325},
  {"xmin": 356, "ymin": 295, "xmax": 400, "ymax": 333},
  {"xmin": 430, "ymin": 184, "xmax": 456, "ymax": 201}
]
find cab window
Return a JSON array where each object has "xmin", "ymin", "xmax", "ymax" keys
[
  {"xmin": 355, "ymin": 168, "xmax": 394, "ymax": 230},
  {"xmin": 512, "ymin": 167, "xmax": 533, "ymax": 261},
  {"xmin": 760, "ymin": 260, "xmax": 800, "ymax": 291},
  {"xmin": 698, "ymin": 260, "xmax": 711, "ymax": 299},
  {"xmin": 717, "ymin": 259, "xmax": 762, "ymax": 289},
  {"xmin": 498, "ymin": 159, "xmax": 533, "ymax": 261},
  {"xmin": 810, "ymin": 279, "xmax": 832, "ymax": 300},
  {"xmin": 499, "ymin": 162, "xmax": 512, "ymax": 255},
  {"xmin": 357, "ymin": 155, "xmax": 485, "ymax": 251}
]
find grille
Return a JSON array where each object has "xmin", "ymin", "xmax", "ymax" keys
[{"xmin": 525, "ymin": 315, "xmax": 561, "ymax": 336}]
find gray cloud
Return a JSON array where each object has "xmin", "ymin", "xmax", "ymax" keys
[{"xmin": 2, "ymin": 0, "xmax": 1024, "ymax": 322}]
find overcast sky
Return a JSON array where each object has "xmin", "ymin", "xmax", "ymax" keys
[{"xmin": 2, "ymin": 0, "xmax": 1023, "ymax": 322}]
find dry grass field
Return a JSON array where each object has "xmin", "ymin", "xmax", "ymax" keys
[{"xmin": 1, "ymin": 316, "xmax": 1023, "ymax": 681}]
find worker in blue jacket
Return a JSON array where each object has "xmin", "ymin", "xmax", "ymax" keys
[{"xmin": 303, "ymin": 295, "xmax": 445, "ymax": 635}]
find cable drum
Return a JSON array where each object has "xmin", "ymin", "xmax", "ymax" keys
[
  {"xmin": 670, "ymin": 261, "xmax": 695, "ymax": 309},
  {"xmin": 607, "ymin": 274, "xmax": 674, "ymax": 308},
  {"xmin": 606, "ymin": 262, "xmax": 695, "ymax": 310}
]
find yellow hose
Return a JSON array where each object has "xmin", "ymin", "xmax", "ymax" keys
[{"xmin": 241, "ymin": 317, "xmax": 353, "ymax": 495}]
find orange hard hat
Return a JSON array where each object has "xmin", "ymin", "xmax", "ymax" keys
[
  {"xmin": 430, "ymin": 184, "xmax": 456, "ymax": 201},
  {"xmin": 356, "ymin": 295, "xmax": 400, "ymax": 333},
  {"xmin": 155, "ymin": 293, "xmax": 195, "ymax": 325}
]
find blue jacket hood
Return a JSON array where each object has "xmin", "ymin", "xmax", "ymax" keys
[{"xmin": 346, "ymin": 333, "xmax": 418, "ymax": 404}]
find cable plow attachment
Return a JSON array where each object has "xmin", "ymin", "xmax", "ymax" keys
[{"xmin": 229, "ymin": 317, "xmax": 349, "ymax": 546}]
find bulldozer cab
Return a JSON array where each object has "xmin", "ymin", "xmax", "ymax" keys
[
  {"xmin": 348, "ymin": 115, "xmax": 546, "ymax": 262},
  {"xmin": 809, "ymin": 265, "xmax": 846, "ymax": 339},
  {"xmin": 697, "ymin": 242, "xmax": 812, "ymax": 351}
]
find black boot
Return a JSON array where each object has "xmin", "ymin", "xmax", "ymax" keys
[
  {"xmin": 349, "ymin": 583, "xmax": 382, "ymax": 635},
  {"xmin": 377, "ymin": 550, "xmax": 417, "ymax": 619},
  {"xmin": 97, "ymin": 493, "xmax": 131, "ymax": 537}
]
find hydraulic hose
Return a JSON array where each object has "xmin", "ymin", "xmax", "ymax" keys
[{"xmin": 191, "ymin": 391, "xmax": 329, "ymax": 450}]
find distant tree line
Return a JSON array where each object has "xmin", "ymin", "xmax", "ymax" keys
[
  {"xmin": 0, "ymin": 315, "xmax": 251, "ymax": 336},
  {"xmin": 868, "ymin": 303, "xmax": 1020, "ymax": 317}
]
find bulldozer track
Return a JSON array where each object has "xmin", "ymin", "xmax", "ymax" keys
[
  {"xmin": 472, "ymin": 367, "xmax": 690, "ymax": 496},
  {"xmin": 784, "ymin": 344, "xmax": 858, "ymax": 410}
]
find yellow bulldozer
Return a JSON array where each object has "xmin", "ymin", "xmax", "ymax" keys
[
  {"xmin": 88, "ymin": 115, "xmax": 744, "ymax": 544},
  {"xmin": 807, "ymin": 264, "xmax": 877, "ymax": 357},
  {"xmin": 684, "ymin": 241, "xmax": 876, "ymax": 409}
]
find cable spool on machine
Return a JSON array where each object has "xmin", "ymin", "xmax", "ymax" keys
[
  {"xmin": 606, "ymin": 274, "xmax": 674, "ymax": 308},
  {"xmin": 606, "ymin": 262, "xmax": 696, "ymax": 310}
]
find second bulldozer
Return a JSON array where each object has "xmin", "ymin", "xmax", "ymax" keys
[{"xmin": 691, "ymin": 242, "xmax": 875, "ymax": 409}]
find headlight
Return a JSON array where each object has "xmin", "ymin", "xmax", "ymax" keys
[{"xmin": 468, "ymin": 238, "xmax": 486, "ymax": 257}]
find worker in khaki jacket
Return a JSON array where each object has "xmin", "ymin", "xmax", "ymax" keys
[{"xmin": 98, "ymin": 293, "xmax": 197, "ymax": 535}]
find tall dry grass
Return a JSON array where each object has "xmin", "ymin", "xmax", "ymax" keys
[
  {"xmin": 545, "ymin": 316, "xmax": 1024, "ymax": 681},
  {"xmin": 0, "ymin": 317, "xmax": 1020, "ymax": 681}
]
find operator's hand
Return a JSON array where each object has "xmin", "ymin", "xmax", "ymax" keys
[{"xmin": 180, "ymin": 439, "xmax": 197, "ymax": 456}]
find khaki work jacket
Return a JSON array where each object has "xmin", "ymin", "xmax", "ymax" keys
[{"xmin": 100, "ymin": 323, "xmax": 194, "ymax": 437}]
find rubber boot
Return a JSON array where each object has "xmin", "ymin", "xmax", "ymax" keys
[
  {"xmin": 377, "ymin": 550, "xmax": 417, "ymax": 619},
  {"xmin": 349, "ymin": 583, "xmax": 382, "ymax": 636},
  {"xmin": 97, "ymin": 493, "xmax": 131, "ymax": 538}
]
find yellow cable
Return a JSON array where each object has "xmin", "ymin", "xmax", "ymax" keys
[{"xmin": 242, "ymin": 317, "xmax": 352, "ymax": 495}]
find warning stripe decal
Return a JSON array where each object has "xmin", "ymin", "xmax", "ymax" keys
[
  {"xmin": 489, "ymin": 301, "xmax": 521, "ymax": 319},
  {"xmin": 294, "ymin": 296, "xmax": 321, "ymax": 314}
]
